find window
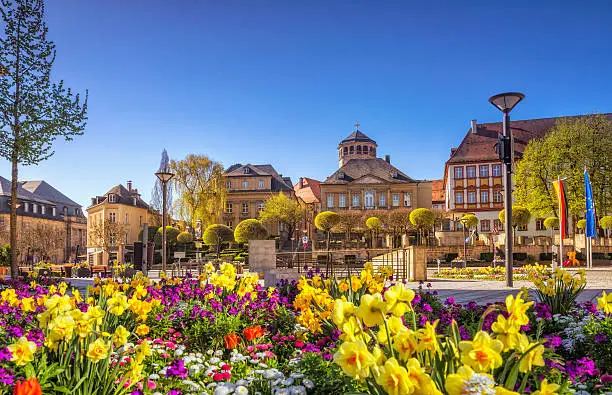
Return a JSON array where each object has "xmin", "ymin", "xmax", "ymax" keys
[
  {"xmin": 109, "ymin": 213, "xmax": 116, "ymax": 222},
  {"xmin": 492, "ymin": 164, "xmax": 502, "ymax": 177},
  {"xmin": 139, "ymin": 216, "xmax": 143, "ymax": 226},
  {"xmin": 517, "ymin": 224, "xmax": 528, "ymax": 231},
  {"xmin": 343, "ymin": 147, "xmax": 348, "ymax": 155},
  {"xmin": 33, "ymin": 204, "xmax": 38, "ymax": 214},
  {"xmin": 349, "ymin": 146, "xmax": 354, "ymax": 154},
  {"xmin": 110, "ymin": 232, "xmax": 116, "ymax": 245},
  {"xmin": 41, "ymin": 206, "xmax": 46, "ymax": 215},
  {"xmin": 363, "ymin": 146, "xmax": 368, "ymax": 154},
  {"xmin": 467, "ymin": 191, "xmax": 476, "ymax": 203},
  {"xmin": 467, "ymin": 166, "xmax": 476, "ymax": 178},
  {"xmin": 454, "ymin": 167, "xmax": 463, "ymax": 179},
  {"xmin": 243, "ymin": 167, "xmax": 250, "ymax": 174},
  {"xmin": 365, "ymin": 191, "xmax": 374, "ymax": 208},
  {"xmin": 353, "ymin": 195, "xmax": 360, "ymax": 207},
  {"xmin": 480, "ymin": 191, "xmax": 489, "ymax": 203},
  {"xmin": 357, "ymin": 145, "xmax": 362, "ymax": 153},
  {"xmin": 24, "ymin": 203, "xmax": 29, "ymax": 212},
  {"xmin": 536, "ymin": 218, "xmax": 545, "ymax": 231},
  {"xmin": 125, "ymin": 233, "xmax": 129, "ymax": 245},
  {"xmin": 379, "ymin": 194, "xmax": 386, "ymax": 207},
  {"xmin": 242, "ymin": 180, "xmax": 249, "ymax": 189},
  {"xmin": 339, "ymin": 194, "xmax": 346, "ymax": 208},
  {"xmin": 481, "ymin": 219, "xmax": 491, "ymax": 232},
  {"xmin": 226, "ymin": 221, "xmax": 233, "ymax": 228},
  {"xmin": 327, "ymin": 194, "xmax": 334, "ymax": 208},
  {"xmin": 125, "ymin": 214, "xmax": 129, "ymax": 224},
  {"xmin": 108, "ymin": 194, "xmax": 117, "ymax": 203},
  {"xmin": 404, "ymin": 193, "xmax": 411, "ymax": 207},
  {"xmin": 392, "ymin": 194, "xmax": 400, "ymax": 207},
  {"xmin": 494, "ymin": 219, "xmax": 504, "ymax": 231},
  {"xmin": 52, "ymin": 207, "xmax": 56, "ymax": 216},
  {"xmin": 225, "ymin": 203, "xmax": 233, "ymax": 213},
  {"xmin": 455, "ymin": 192, "xmax": 464, "ymax": 204},
  {"xmin": 257, "ymin": 202, "xmax": 264, "ymax": 211},
  {"xmin": 480, "ymin": 165, "xmax": 489, "ymax": 178},
  {"xmin": 242, "ymin": 202, "xmax": 249, "ymax": 214},
  {"xmin": 258, "ymin": 180, "xmax": 264, "ymax": 189},
  {"xmin": 493, "ymin": 190, "xmax": 503, "ymax": 203},
  {"xmin": 227, "ymin": 181, "xmax": 232, "ymax": 189}
]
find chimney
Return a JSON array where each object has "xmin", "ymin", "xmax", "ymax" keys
[
  {"xmin": 385, "ymin": 155, "xmax": 390, "ymax": 163},
  {"xmin": 471, "ymin": 119, "xmax": 477, "ymax": 134},
  {"xmin": 298, "ymin": 177, "xmax": 304, "ymax": 189},
  {"xmin": 127, "ymin": 180, "xmax": 132, "ymax": 191},
  {"xmin": 91, "ymin": 198, "xmax": 97, "ymax": 206}
]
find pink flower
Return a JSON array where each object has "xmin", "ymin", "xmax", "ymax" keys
[{"xmin": 147, "ymin": 379, "xmax": 156, "ymax": 390}]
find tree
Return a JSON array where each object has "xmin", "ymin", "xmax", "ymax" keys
[
  {"xmin": 234, "ymin": 219, "xmax": 268, "ymax": 244},
  {"xmin": 88, "ymin": 221, "xmax": 125, "ymax": 265},
  {"xmin": 154, "ymin": 226, "xmax": 180, "ymax": 246},
  {"xmin": 516, "ymin": 115, "xmax": 612, "ymax": 223},
  {"xmin": 203, "ymin": 224, "xmax": 234, "ymax": 258},
  {"xmin": 543, "ymin": 217, "xmax": 559, "ymax": 230},
  {"xmin": 386, "ymin": 209, "xmax": 413, "ymax": 248},
  {"xmin": 150, "ymin": 149, "xmax": 173, "ymax": 224},
  {"xmin": 499, "ymin": 206, "xmax": 531, "ymax": 245},
  {"xmin": 334, "ymin": 211, "xmax": 363, "ymax": 243},
  {"xmin": 171, "ymin": 154, "xmax": 226, "ymax": 230},
  {"xmin": 19, "ymin": 223, "xmax": 64, "ymax": 262},
  {"xmin": 176, "ymin": 231, "xmax": 193, "ymax": 252},
  {"xmin": 314, "ymin": 211, "xmax": 339, "ymax": 275},
  {"xmin": 365, "ymin": 216, "xmax": 382, "ymax": 248},
  {"xmin": 576, "ymin": 219, "xmax": 586, "ymax": 233},
  {"xmin": 600, "ymin": 216, "xmax": 612, "ymax": 239},
  {"xmin": 460, "ymin": 214, "xmax": 479, "ymax": 229},
  {"xmin": 0, "ymin": 1, "xmax": 88, "ymax": 276},
  {"xmin": 409, "ymin": 208, "xmax": 435, "ymax": 246},
  {"xmin": 259, "ymin": 192, "xmax": 303, "ymax": 240}
]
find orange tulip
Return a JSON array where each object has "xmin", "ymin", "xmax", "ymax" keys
[
  {"xmin": 224, "ymin": 333, "xmax": 239, "ymax": 349},
  {"xmin": 13, "ymin": 377, "xmax": 42, "ymax": 395},
  {"xmin": 243, "ymin": 325, "xmax": 265, "ymax": 341}
]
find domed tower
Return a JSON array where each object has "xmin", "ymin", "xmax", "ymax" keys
[{"xmin": 338, "ymin": 123, "xmax": 377, "ymax": 167}]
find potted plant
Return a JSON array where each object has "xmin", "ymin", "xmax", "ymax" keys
[
  {"xmin": 71, "ymin": 261, "xmax": 91, "ymax": 278},
  {"xmin": 0, "ymin": 244, "xmax": 10, "ymax": 276}
]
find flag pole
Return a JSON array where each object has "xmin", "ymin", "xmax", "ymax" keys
[{"xmin": 558, "ymin": 177, "xmax": 563, "ymax": 269}]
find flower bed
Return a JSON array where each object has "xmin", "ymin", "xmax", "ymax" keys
[
  {"xmin": 433, "ymin": 263, "xmax": 552, "ymax": 281},
  {"xmin": 0, "ymin": 263, "xmax": 610, "ymax": 394}
]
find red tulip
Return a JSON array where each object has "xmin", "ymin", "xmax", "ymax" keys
[
  {"xmin": 243, "ymin": 325, "xmax": 265, "ymax": 341},
  {"xmin": 13, "ymin": 378, "xmax": 42, "ymax": 395}
]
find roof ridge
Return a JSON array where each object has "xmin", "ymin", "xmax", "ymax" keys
[{"xmin": 477, "ymin": 112, "xmax": 612, "ymax": 126}]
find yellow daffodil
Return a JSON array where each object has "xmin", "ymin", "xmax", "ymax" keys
[
  {"xmin": 48, "ymin": 314, "xmax": 76, "ymax": 342},
  {"xmin": 357, "ymin": 293, "xmax": 388, "ymax": 327},
  {"xmin": 416, "ymin": 320, "xmax": 441, "ymax": 355},
  {"xmin": 338, "ymin": 280, "xmax": 350, "ymax": 293},
  {"xmin": 86, "ymin": 338, "xmax": 110, "ymax": 363},
  {"xmin": 495, "ymin": 387, "xmax": 520, "ymax": 394},
  {"xmin": 21, "ymin": 297, "xmax": 36, "ymax": 313},
  {"xmin": 135, "ymin": 324, "xmax": 150, "ymax": 336},
  {"xmin": 107, "ymin": 292, "xmax": 128, "ymax": 316},
  {"xmin": 491, "ymin": 314, "xmax": 521, "ymax": 351},
  {"xmin": 532, "ymin": 379, "xmax": 560, "ymax": 395},
  {"xmin": 376, "ymin": 316, "xmax": 406, "ymax": 345},
  {"xmin": 332, "ymin": 299, "xmax": 356, "ymax": 326},
  {"xmin": 375, "ymin": 357, "xmax": 413, "ymax": 395},
  {"xmin": 135, "ymin": 340, "xmax": 151, "ymax": 364},
  {"xmin": 113, "ymin": 325, "xmax": 130, "ymax": 347},
  {"xmin": 505, "ymin": 291, "xmax": 533, "ymax": 327},
  {"xmin": 393, "ymin": 329, "xmax": 418, "ymax": 360},
  {"xmin": 597, "ymin": 291, "xmax": 612, "ymax": 314},
  {"xmin": 516, "ymin": 333, "xmax": 545, "ymax": 373},
  {"xmin": 445, "ymin": 365, "xmax": 477, "ymax": 395},
  {"xmin": 333, "ymin": 340, "xmax": 376, "ymax": 380},
  {"xmin": 459, "ymin": 331, "xmax": 504, "ymax": 373},
  {"xmin": 7, "ymin": 337, "xmax": 37, "ymax": 366}
]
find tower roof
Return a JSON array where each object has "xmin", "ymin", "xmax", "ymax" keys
[{"xmin": 339, "ymin": 130, "xmax": 376, "ymax": 145}]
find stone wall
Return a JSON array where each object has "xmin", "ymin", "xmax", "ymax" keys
[{"xmin": 248, "ymin": 240, "xmax": 276, "ymax": 285}]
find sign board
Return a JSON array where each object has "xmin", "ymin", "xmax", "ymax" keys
[{"xmin": 174, "ymin": 252, "xmax": 186, "ymax": 259}]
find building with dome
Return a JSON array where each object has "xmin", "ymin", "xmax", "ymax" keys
[{"xmin": 320, "ymin": 125, "xmax": 432, "ymax": 213}]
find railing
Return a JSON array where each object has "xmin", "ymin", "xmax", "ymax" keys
[{"xmin": 275, "ymin": 248, "xmax": 412, "ymax": 280}]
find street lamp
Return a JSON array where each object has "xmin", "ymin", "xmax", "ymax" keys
[
  {"xmin": 489, "ymin": 92, "xmax": 525, "ymax": 287},
  {"xmin": 155, "ymin": 166, "xmax": 175, "ymax": 275}
]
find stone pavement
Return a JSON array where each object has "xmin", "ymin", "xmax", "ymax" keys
[{"xmin": 410, "ymin": 267, "xmax": 612, "ymax": 305}]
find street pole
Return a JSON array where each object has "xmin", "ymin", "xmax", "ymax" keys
[
  {"xmin": 503, "ymin": 112, "xmax": 513, "ymax": 287},
  {"xmin": 162, "ymin": 180, "xmax": 167, "ymax": 274}
]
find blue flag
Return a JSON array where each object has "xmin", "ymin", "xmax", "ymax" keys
[{"xmin": 585, "ymin": 170, "xmax": 597, "ymax": 238}]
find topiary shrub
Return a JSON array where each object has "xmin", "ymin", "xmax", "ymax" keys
[
  {"xmin": 513, "ymin": 252, "xmax": 528, "ymax": 261},
  {"xmin": 203, "ymin": 224, "xmax": 235, "ymax": 258},
  {"xmin": 234, "ymin": 219, "xmax": 268, "ymax": 243},
  {"xmin": 480, "ymin": 252, "xmax": 494, "ymax": 262}
]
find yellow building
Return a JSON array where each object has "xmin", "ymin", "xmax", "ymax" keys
[
  {"xmin": 87, "ymin": 181, "xmax": 153, "ymax": 265},
  {"xmin": 0, "ymin": 177, "xmax": 87, "ymax": 263},
  {"xmin": 223, "ymin": 164, "xmax": 293, "ymax": 236},
  {"xmin": 321, "ymin": 127, "xmax": 432, "ymax": 212}
]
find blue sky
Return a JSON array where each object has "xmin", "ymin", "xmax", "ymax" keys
[{"xmin": 4, "ymin": 0, "xmax": 611, "ymax": 209}]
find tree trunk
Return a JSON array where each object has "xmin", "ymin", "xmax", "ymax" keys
[{"xmin": 10, "ymin": 149, "xmax": 19, "ymax": 278}]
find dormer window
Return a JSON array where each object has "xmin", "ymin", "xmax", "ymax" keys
[
  {"xmin": 243, "ymin": 167, "xmax": 250, "ymax": 174},
  {"xmin": 108, "ymin": 194, "xmax": 117, "ymax": 203},
  {"xmin": 363, "ymin": 146, "xmax": 368, "ymax": 154},
  {"xmin": 338, "ymin": 172, "xmax": 345, "ymax": 179},
  {"xmin": 391, "ymin": 172, "xmax": 398, "ymax": 178}
]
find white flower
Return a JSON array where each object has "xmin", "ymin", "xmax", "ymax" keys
[
  {"xmin": 235, "ymin": 386, "xmax": 249, "ymax": 395},
  {"xmin": 258, "ymin": 363, "xmax": 269, "ymax": 368},
  {"xmin": 175, "ymin": 349, "xmax": 184, "ymax": 357},
  {"xmin": 290, "ymin": 386, "xmax": 307, "ymax": 395},
  {"xmin": 214, "ymin": 350, "xmax": 224, "ymax": 357},
  {"xmin": 281, "ymin": 377, "xmax": 294, "ymax": 386},
  {"xmin": 214, "ymin": 386, "xmax": 232, "ymax": 395},
  {"xmin": 235, "ymin": 379, "xmax": 248, "ymax": 386},
  {"xmin": 148, "ymin": 373, "xmax": 160, "ymax": 380},
  {"xmin": 207, "ymin": 349, "xmax": 214, "ymax": 355},
  {"xmin": 210, "ymin": 357, "xmax": 221, "ymax": 364}
]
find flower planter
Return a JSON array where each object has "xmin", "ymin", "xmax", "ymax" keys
[
  {"xmin": 0, "ymin": 267, "xmax": 7, "ymax": 276},
  {"xmin": 71, "ymin": 267, "xmax": 92, "ymax": 278}
]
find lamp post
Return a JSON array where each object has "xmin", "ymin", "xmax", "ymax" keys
[
  {"xmin": 155, "ymin": 167, "xmax": 175, "ymax": 275},
  {"xmin": 489, "ymin": 92, "xmax": 525, "ymax": 287},
  {"xmin": 460, "ymin": 217, "xmax": 469, "ymax": 268}
]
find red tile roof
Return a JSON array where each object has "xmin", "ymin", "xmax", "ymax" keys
[
  {"xmin": 447, "ymin": 113, "xmax": 612, "ymax": 164},
  {"xmin": 294, "ymin": 177, "xmax": 321, "ymax": 204},
  {"xmin": 431, "ymin": 179, "xmax": 445, "ymax": 203}
]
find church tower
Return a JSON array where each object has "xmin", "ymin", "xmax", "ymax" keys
[{"xmin": 337, "ymin": 123, "xmax": 377, "ymax": 167}]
